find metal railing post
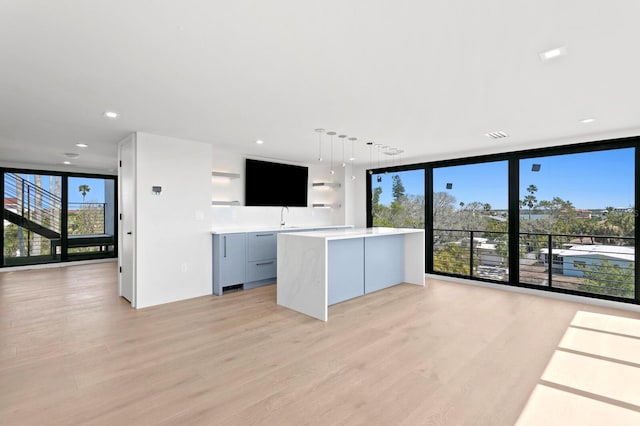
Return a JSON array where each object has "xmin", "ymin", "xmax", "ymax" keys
[
  {"xmin": 469, "ymin": 230, "xmax": 474, "ymax": 277},
  {"xmin": 548, "ymin": 233, "xmax": 553, "ymax": 287}
]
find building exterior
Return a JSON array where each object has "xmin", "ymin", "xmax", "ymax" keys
[{"xmin": 540, "ymin": 244, "xmax": 634, "ymax": 278}]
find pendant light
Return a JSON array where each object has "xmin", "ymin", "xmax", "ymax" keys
[
  {"xmin": 375, "ymin": 144, "xmax": 382, "ymax": 182},
  {"xmin": 315, "ymin": 128, "xmax": 324, "ymax": 162},
  {"xmin": 348, "ymin": 137, "xmax": 357, "ymax": 180},
  {"xmin": 339, "ymin": 134, "xmax": 347, "ymax": 168},
  {"xmin": 382, "ymin": 146, "xmax": 389, "ymax": 174},
  {"xmin": 348, "ymin": 137, "xmax": 356, "ymax": 162},
  {"xmin": 327, "ymin": 131, "xmax": 336, "ymax": 175}
]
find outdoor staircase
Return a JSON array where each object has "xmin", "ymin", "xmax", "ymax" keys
[
  {"xmin": 3, "ymin": 173, "xmax": 62, "ymax": 241},
  {"xmin": 2, "ymin": 208, "xmax": 60, "ymax": 240}
]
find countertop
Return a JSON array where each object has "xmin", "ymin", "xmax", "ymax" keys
[
  {"xmin": 211, "ymin": 224, "xmax": 352, "ymax": 234},
  {"xmin": 278, "ymin": 227, "xmax": 424, "ymax": 241}
]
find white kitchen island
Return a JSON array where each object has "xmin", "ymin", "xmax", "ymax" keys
[{"xmin": 277, "ymin": 227, "xmax": 425, "ymax": 321}]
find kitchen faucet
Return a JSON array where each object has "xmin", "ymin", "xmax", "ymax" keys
[{"xmin": 280, "ymin": 206, "xmax": 289, "ymax": 227}]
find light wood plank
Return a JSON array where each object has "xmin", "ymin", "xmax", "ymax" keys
[{"xmin": 1, "ymin": 262, "xmax": 639, "ymax": 425}]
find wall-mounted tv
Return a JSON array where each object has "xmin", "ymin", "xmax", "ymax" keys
[{"xmin": 245, "ymin": 159, "xmax": 308, "ymax": 207}]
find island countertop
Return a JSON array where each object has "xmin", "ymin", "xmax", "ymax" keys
[
  {"xmin": 277, "ymin": 227, "xmax": 425, "ymax": 321},
  {"xmin": 211, "ymin": 224, "xmax": 352, "ymax": 234},
  {"xmin": 279, "ymin": 227, "xmax": 424, "ymax": 240}
]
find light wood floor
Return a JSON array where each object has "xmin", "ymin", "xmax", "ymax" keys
[{"xmin": 1, "ymin": 263, "xmax": 639, "ymax": 425}]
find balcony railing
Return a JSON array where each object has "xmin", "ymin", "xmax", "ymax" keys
[
  {"xmin": 433, "ymin": 229, "xmax": 510, "ymax": 281},
  {"xmin": 67, "ymin": 202, "xmax": 106, "ymax": 235},
  {"xmin": 433, "ymin": 229, "xmax": 635, "ymax": 299}
]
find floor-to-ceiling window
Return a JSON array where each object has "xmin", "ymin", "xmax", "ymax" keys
[
  {"xmin": 2, "ymin": 169, "xmax": 116, "ymax": 267},
  {"xmin": 370, "ymin": 168, "xmax": 425, "ymax": 229},
  {"xmin": 432, "ymin": 161, "xmax": 509, "ymax": 281},
  {"xmin": 519, "ymin": 148, "xmax": 635, "ymax": 299},
  {"xmin": 366, "ymin": 137, "xmax": 638, "ymax": 305},
  {"xmin": 67, "ymin": 176, "xmax": 116, "ymax": 258},
  {"xmin": 3, "ymin": 172, "xmax": 63, "ymax": 266}
]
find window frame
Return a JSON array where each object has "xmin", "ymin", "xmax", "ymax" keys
[
  {"xmin": 366, "ymin": 135, "xmax": 640, "ymax": 305},
  {"xmin": 1, "ymin": 167, "xmax": 118, "ymax": 268}
]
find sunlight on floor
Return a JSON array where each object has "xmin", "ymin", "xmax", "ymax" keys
[{"xmin": 516, "ymin": 311, "xmax": 640, "ymax": 425}]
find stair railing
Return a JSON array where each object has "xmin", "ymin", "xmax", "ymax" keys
[{"xmin": 3, "ymin": 173, "xmax": 62, "ymax": 234}]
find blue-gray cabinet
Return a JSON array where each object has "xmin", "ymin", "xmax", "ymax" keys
[
  {"xmin": 212, "ymin": 233, "xmax": 246, "ymax": 295},
  {"xmin": 247, "ymin": 232, "xmax": 278, "ymax": 261},
  {"xmin": 245, "ymin": 231, "xmax": 278, "ymax": 289},
  {"xmin": 324, "ymin": 234, "xmax": 405, "ymax": 305},
  {"xmin": 213, "ymin": 226, "xmax": 351, "ymax": 295},
  {"xmin": 328, "ymin": 238, "xmax": 365, "ymax": 305},
  {"xmin": 364, "ymin": 234, "xmax": 404, "ymax": 294}
]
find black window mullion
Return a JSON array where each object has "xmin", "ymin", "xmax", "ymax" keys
[
  {"xmin": 365, "ymin": 169, "xmax": 372, "ymax": 228},
  {"xmin": 426, "ymin": 165, "xmax": 433, "ymax": 274},
  {"xmin": 61, "ymin": 176, "xmax": 68, "ymax": 261},
  {"xmin": 0, "ymin": 170, "xmax": 4, "ymax": 268},
  {"xmin": 508, "ymin": 158, "xmax": 520, "ymax": 285},
  {"xmin": 633, "ymin": 146, "xmax": 640, "ymax": 303}
]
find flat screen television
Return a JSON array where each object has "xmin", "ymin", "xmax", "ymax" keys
[{"xmin": 245, "ymin": 159, "xmax": 308, "ymax": 207}]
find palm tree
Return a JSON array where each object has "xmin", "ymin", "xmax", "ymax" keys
[
  {"xmin": 523, "ymin": 184, "xmax": 538, "ymax": 221},
  {"xmin": 78, "ymin": 184, "xmax": 91, "ymax": 203}
]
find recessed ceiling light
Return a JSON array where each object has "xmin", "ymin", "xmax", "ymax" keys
[
  {"xmin": 580, "ymin": 118, "xmax": 596, "ymax": 124},
  {"xmin": 63, "ymin": 161, "xmax": 71, "ymax": 165},
  {"xmin": 255, "ymin": 140, "xmax": 264, "ymax": 145},
  {"xmin": 75, "ymin": 143, "xmax": 89, "ymax": 148},
  {"xmin": 485, "ymin": 131, "xmax": 508, "ymax": 140},
  {"xmin": 104, "ymin": 111, "xmax": 119, "ymax": 119},
  {"xmin": 539, "ymin": 46, "xmax": 567, "ymax": 61}
]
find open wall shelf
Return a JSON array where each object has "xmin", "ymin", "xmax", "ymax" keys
[
  {"xmin": 212, "ymin": 171, "xmax": 240, "ymax": 178},
  {"xmin": 312, "ymin": 203, "xmax": 341, "ymax": 208},
  {"xmin": 212, "ymin": 200, "xmax": 240, "ymax": 206},
  {"xmin": 312, "ymin": 182, "xmax": 341, "ymax": 188}
]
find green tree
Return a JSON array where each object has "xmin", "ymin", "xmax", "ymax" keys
[
  {"xmin": 521, "ymin": 184, "xmax": 538, "ymax": 221},
  {"xmin": 433, "ymin": 243, "xmax": 471, "ymax": 275},
  {"xmin": 78, "ymin": 184, "xmax": 91, "ymax": 202},
  {"xmin": 433, "ymin": 191, "xmax": 457, "ymax": 230},
  {"xmin": 604, "ymin": 208, "xmax": 635, "ymax": 239},
  {"xmin": 391, "ymin": 174, "xmax": 406, "ymax": 202},
  {"xmin": 372, "ymin": 186, "xmax": 393, "ymax": 226},
  {"xmin": 579, "ymin": 260, "xmax": 634, "ymax": 298}
]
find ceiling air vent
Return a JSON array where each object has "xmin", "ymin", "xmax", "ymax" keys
[{"xmin": 485, "ymin": 131, "xmax": 508, "ymax": 140}]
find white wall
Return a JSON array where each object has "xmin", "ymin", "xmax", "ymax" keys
[
  {"xmin": 349, "ymin": 163, "xmax": 369, "ymax": 228},
  {"xmin": 211, "ymin": 147, "xmax": 347, "ymax": 229},
  {"xmin": 134, "ymin": 132, "xmax": 212, "ymax": 308}
]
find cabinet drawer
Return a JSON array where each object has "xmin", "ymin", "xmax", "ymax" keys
[
  {"xmin": 246, "ymin": 259, "xmax": 277, "ymax": 282},
  {"xmin": 247, "ymin": 232, "xmax": 277, "ymax": 261}
]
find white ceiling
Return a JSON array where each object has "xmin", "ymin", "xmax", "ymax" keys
[{"xmin": 2, "ymin": 1, "xmax": 640, "ymax": 173}]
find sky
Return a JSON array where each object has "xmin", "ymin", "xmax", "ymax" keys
[
  {"xmin": 68, "ymin": 177, "xmax": 106, "ymax": 204},
  {"xmin": 373, "ymin": 147, "xmax": 635, "ymax": 210},
  {"xmin": 16, "ymin": 175, "xmax": 107, "ymax": 204}
]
